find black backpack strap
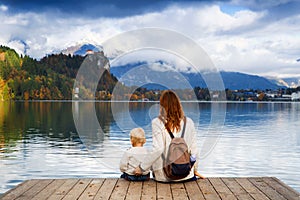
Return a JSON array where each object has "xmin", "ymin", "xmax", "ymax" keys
[
  {"xmin": 181, "ymin": 116, "xmax": 187, "ymax": 138},
  {"xmin": 166, "ymin": 126, "xmax": 175, "ymax": 139},
  {"xmin": 158, "ymin": 116, "xmax": 174, "ymax": 139}
]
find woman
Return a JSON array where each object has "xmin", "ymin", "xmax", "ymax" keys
[{"xmin": 137, "ymin": 90, "xmax": 204, "ymax": 182}]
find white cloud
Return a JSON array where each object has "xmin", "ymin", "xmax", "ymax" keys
[
  {"xmin": 0, "ymin": 3, "xmax": 300, "ymax": 78},
  {"xmin": 110, "ymin": 49, "xmax": 193, "ymax": 73},
  {"xmin": 204, "ymin": 12, "xmax": 300, "ymax": 77},
  {"xmin": 0, "ymin": 4, "xmax": 8, "ymax": 12}
]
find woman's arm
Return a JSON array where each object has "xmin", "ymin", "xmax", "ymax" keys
[
  {"xmin": 137, "ymin": 118, "xmax": 165, "ymax": 172},
  {"xmin": 152, "ymin": 118, "xmax": 165, "ymax": 155},
  {"xmin": 189, "ymin": 118, "xmax": 199, "ymax": 171}
]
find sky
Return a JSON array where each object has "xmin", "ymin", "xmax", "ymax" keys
[{"xmin": 0, "ymin": 0, "xmax": 300, "ymax": 78}]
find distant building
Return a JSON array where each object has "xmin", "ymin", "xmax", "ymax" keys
[
  {"xmin": 74, "ymin": 87, "xmax": 79, "ymax": 99},
  {"xmin": 212, "ymin": 94, "xmax": 219, "ymax": 99},
  {"xmin": 282, "ymin": 94, "xmax": 291, "ymax": 98},
  {"xmin": 291, "ymin": 92, "xmax": 300, "ymax": 101},
  {"xmin": 266, "ymin": 93, "xmax": 277, "ymax": 98}
]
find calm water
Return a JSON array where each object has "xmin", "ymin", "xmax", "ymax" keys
[{"xmin": 0, "ymin": 101, "xmax": 300, "ymax": 194}]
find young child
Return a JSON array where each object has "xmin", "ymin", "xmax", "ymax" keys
[{"xmin": 119, "ymin": 127, "xmax": 150, "ymax": 181}]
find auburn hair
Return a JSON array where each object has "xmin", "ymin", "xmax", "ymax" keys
[{"xmin": 159, "ymin": 90, "xmax": 184, "ymax": 133}]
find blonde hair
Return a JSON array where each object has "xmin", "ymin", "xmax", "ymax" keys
[
  {"xmin": 130, "ymin": 128, "xmax": 146, "ymax": 147},
  {"xmin": 160, "ymin": 90, "xmax": 184, "ymax": 132}
]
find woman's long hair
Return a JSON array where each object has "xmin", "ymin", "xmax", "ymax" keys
[{"xmin": 159, "ymin": 90, "xmax": 184, "ymax": 133}]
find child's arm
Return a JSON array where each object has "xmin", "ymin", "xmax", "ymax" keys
[{"xmin": 119, "ymin": 151, "xmax": 129, "ymax": 172}]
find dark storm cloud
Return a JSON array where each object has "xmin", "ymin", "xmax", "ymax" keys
[
  {"xmin": 2, "ymin": 0, "xmax": 299, "ymax": 20},
  {"xmin": 0, "ymin": 0, "xmax": 229, "ymax": 17}
]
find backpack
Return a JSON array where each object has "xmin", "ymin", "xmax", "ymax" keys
[{"xmin": 161, "ymin": 116, "xmax": 193, "ymax": 180}]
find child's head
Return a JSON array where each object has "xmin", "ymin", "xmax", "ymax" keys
[{"xmin": 130, "ymin": 128, "xmax": 146, "ymax": 147}]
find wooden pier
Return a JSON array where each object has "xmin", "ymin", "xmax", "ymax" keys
[{"xmin": 1, "ymin": 177, "xmax": 299, "ymax": 200}]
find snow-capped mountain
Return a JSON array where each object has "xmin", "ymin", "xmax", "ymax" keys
[
  {"xmin": 61, "ymin": 43, "xmax": 103, "ymax": 56},
  {"xmin": 5, "ymin": 39, "xmax": 30, "ymax": 56},
  {"xmin": 283, "ymin": 77, "xmax": 300, "ymax": 88},
  {"xmin": 267, "ymin": 77, "xmax": 300, "ymax": 88}
]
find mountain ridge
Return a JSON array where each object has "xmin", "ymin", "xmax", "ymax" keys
[
  {"xmin": 2, "ymin": 43, "xmax": 300, "ymax": 90},
  {"xmin": 109, "ymin": 61, "xmax": 286, "ymax": 90}
]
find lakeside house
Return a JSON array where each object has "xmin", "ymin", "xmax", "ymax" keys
[
  {"xmin": 292, "ymin": 91, "xmax": 300, "ymax": 101},
  {"xmin": 74, "ymin": 87, "xmax": 79, "ymax": 99}
]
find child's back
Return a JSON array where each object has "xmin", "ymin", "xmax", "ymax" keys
[{"xmin": 119, "ymin": 128, "xmax": 150, "ymax": 181}]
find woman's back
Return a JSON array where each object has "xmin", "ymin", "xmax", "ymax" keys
[{"xmin": 151, "ymin": 115, "xmax": 199, "ymax": 182}]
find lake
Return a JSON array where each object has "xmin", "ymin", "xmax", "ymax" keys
[{"xmin": 0, "ymin": 101, "xmax": 300, "ymax": 194}]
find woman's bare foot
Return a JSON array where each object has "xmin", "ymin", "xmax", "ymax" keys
[{"xmin": 195, "ymin": 171, "xmax": 206, "ymax": 179}]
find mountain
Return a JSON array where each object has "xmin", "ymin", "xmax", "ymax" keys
[
  {"xmin": 110, "ymin": 61, "xmax": 283, "ymax": 90},
  {"xmin": 282, "ymin": 77, "xmax": 300, "ymax": 88},
  {"xmin": 5, "ymin": 39, "xmax": 29, "ymax": 56},
  {"xmin": 267, "ymin": 76, "xmax": 300, "ymax": 88},
  {"xmin": 267, "ymin": 77, "xmax": 290, "ymax": 87},
  {"xmin": 61, "ymin": 43, "xmax": 103, "ymax": 56},
  {"xmin": 278, "ymin": 77, "xmax": 300, "ymax": 88}
]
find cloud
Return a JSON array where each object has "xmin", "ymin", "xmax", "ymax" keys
[
  {"xmin": 110, "ymin": 49, "xmax": 193, "ymax": 73},
  {"xmin": 231, "ymin": 0, "xmax": 300, "ymax": 20},
  {"xmin": 0, "ymin": 1, "xmax": 300, "ymax": 78},
  {"xmin": 0, "ymin": 4, "xmax": 8, "ymax": 12}
]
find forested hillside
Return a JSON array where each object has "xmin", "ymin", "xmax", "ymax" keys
[{"xmin": 0, "ymin": 46, "xmax": 117, "ymax": 100}]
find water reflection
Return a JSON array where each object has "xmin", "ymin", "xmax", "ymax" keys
[
  {"xmin": 0, "ymin": 102, "xmax": 300, "ymax": 194},
  {"xmin": 0, "ymin": 102, "xmax": 76, "ymax": 140}
]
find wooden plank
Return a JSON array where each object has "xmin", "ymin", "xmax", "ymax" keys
[
  {"xmin": 78, "ymin": 179, "xmax": 105, "ymax": 200},
  {"xmin": 222, "ymin": 178, "xmax": 254, "ymax": 200},
  {"xmin": 125, "ymin": 181, "xmax": 143, "ymax": 200},
  {"xmin": 31, "ymin": 179, "xmax": 66, "ymax": 200},
  {"xmin": 209, "ymin": 178, "xmax": 237, "ymax": 200},
  {"xmin": 235, "ymin": 178, "xmax": 270, "ymax": 200},
  {"xmin": 141, "ymin": 180, "xmax": 157, "ymax": 200},
  {"xmin": 1, "ymin": 180, "xmax": 40, "ymax": 200},
  {"xmin": 15, "ymin": 179, "xmax": 54, "ymax": 200},
  {"xmin": 184, "ymin": 180, "xmax": 205, "ymax": 200},
  {"xmin": 272, "ymin": 177, "xmax": 300, "ymax": 196},
  {"xmin": 94, "ymin": 178, "xmax": 118, "ymax": 200},
  {"xmin": 62, "ymin": 179, "xmax": 92, "ymax": 200},
  {"xmin": 262, "ymin": 177, "xmax": 300, "ymax": 200},
  {"xmin": 109, "ymin": 178, "xmax": 130, "ymax": 200},
  {"xmin": 197, "ymin": 178, "xmax": 221, "ymax": 200},
  {"xmin": 2, "ymin": 177, "xmax": 299, "ymax": 200},
  {"xmin": 157, "ymin": 182, "xmax": 172, "ymax": 200},
  {"xmin": 248, "ymin": 178, "xmax": 287, "ymax": 200},
  {"xmin": 47, "ymin": 179, "xmax": 79, "ymax": 200},
  {"xmin": 170, "ymin": 183, "xmax": 188, "ymax": 200}
]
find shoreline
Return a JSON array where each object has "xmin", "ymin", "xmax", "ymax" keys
[{"xmin": 2, "ymin": 100, "xmax": 300, "ymax": 103}]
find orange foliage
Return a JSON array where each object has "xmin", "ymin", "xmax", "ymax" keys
[{"xmin": 24, "ymin": 91, "xmax": 30, "ymax": 100}]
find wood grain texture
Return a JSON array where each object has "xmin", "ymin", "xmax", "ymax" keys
[{"xmin": 1, "ymin": 177, "xmax": 299, "ymax": 200}]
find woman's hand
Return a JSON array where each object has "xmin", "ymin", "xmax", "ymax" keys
[{"xmin": 134, "ymin": 166, "xmax": 143, "ymax": 176}]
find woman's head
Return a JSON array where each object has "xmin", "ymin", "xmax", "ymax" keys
[{"xmin": 159, "ymin": 90, "xmax": 184, "ymax": 132}]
